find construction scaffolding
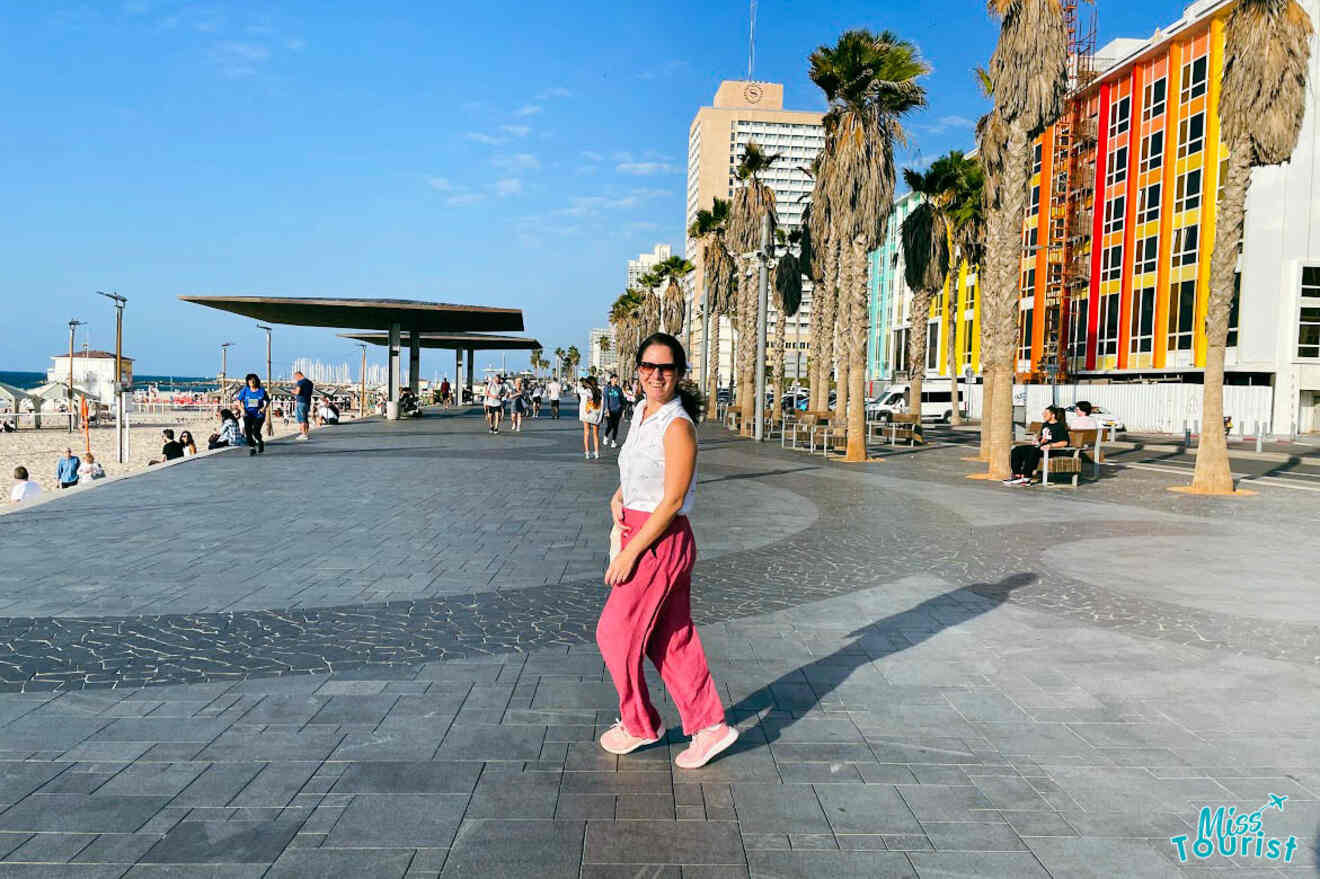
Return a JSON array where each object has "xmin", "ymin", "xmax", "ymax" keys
[{"xmin": 1041, "ymin": 0, "xmax": 1099, "ymax": 380}]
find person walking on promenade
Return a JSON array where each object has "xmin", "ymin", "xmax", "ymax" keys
[
  {"xmin": 235, "ymin": 373, "xmax": 270, "ymax": 456},
  {"xmin": 484, "ymin": 375, "xmax": 505, "ymax": 433},
  {"xmin": 602, "ymin": 374, "xmax": 625, "ymax": 448},
  {"xmin": 531, "ymin": 382, "xmax": 543, "ymax": 418},
  {"xmin": 292, "ymin": 371, "xmax": 314, "ymax": 440},
  {"xmin": 547, "ymin": 377, "xmax": 562, "ymax": 420},
  {"xmin": 597, "ymin": 332, "xmax": 736, "ymax": 769},
  {"xmin": 511, "ymin": 377, "xmax": 529, "ymax": 432},
  {"xmin": 579, "ymin": 376, "xmax": 603, "ymax": 459},
  {"xmin": 55, "ymin": 447, "xmax": 81, "ymax": 488},
  {"xmin": 439, "ymin": 377, "xmax": 451, "ymax": 407}
]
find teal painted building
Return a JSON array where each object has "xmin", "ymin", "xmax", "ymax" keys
[{"xmin": 867, "ymin": 191, "xmax": 921, "ymax": 389}]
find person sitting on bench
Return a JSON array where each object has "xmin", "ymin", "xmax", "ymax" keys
[{"xmin": 1005, "ymin": 406, "xmax": 1070, "ymax": 486}]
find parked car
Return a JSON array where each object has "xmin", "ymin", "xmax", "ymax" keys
[{"xmin": 866, "ymin": 383, "xmax": 965, "ymax": 423}]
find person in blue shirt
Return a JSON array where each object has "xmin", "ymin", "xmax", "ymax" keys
[
  {"xmin": 292, "ymin": 370, "xmax": 314, "ymax": 440},
  {"xmin": 234, "ymin": 374, "xmax": 270, "ymax": 456},
  {"xmin": 602, "ymin": 374, "xmax": 626, "ymax": 448},
  {"xmin": 55, "ymin": 446, "xmax": 81, "ymax": 488}
]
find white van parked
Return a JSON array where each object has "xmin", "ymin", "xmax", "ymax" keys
[{"xmin": 865, "ymin": 381, "xmax": 967, "ymax": 423}]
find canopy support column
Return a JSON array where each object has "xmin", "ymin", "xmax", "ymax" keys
[
  {"xmin": 387, "ymin": 322, "xmax": 401, "ymax": 420},
  {"xmin": 466, "ymin": 349, "xmax": 475, "ymax": 402},
  {"xmin": 408, "ymin": 330, "xmax": 421, "ymax": 396},
  {"xmin": 455, "ymin": 349, "xmax": 462, "ymax": 405}
]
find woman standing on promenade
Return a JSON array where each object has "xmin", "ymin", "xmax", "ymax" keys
[
  {"xmin": 597, "ymin": 332, "xmax": 737, "ymax": 770},
  {"xmin": 579, "ymin": 376, "xmax": 603, "ymax": 460}
]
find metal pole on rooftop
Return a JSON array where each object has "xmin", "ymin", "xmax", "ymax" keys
[
  {"xmin": 753, "ymin": 214, "xmax": 770, "ymax": 441},
  {"xmin": 67, "ymin": 319, "xmax": 84, "ymax": 432},
  {"xmin": 387, "ymin": 323, "xmax": 401, "ymax": 420},
  {"xmin": 257, "ymin": 325, "xmax": 273, "ymax": 435}
]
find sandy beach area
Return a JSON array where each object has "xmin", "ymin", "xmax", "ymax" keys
[{"xmin": 2, "ymin": 412, "xmax": 346, "ymax": 499}]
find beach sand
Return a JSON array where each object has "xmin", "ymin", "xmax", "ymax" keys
[{"xmin": 2, "ymin": 413, "xmax": 344, "ymax": 498}]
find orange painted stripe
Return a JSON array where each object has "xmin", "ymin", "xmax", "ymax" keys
[{"xmin": 1153, "ymin": 40, "xmax": 1182, "ymax": 368}]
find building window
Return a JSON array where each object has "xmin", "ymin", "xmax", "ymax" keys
[
  {"xmin": 1174, "ymin": 168, "xmax": 1202, "ymax": 213},
  {"xmin": 1106, "ymin": 146, "xmax": 1128, "ymax": 186},
  {"xmin": 1097, "ymin": 292, "xmax": 1120, "ymax": 356},
  {"xmin": 1140, "ymin": 131, "xmax": 1163, "ymax": 173},
  {"xmin": 1068, "ymin": 298, "xmax": 1089, "ymax": 365},
  {"xmin": 1130, "ymin": 286, "xmax": 1156, "ymax": 353},
  {"xmin": 1168, "ymin": 279, "xmax": 1197, "ymax": 351},
  {"xmin": 1024, "ymin": 225, "xmax": 1039, "ymax": 251},
  {"xmin": 1144, "ymin": 77, "xmax": 1167, "ymax": 118},
  {"xmin": 1029, "ymin": 184, "xmax": 1041, "ymax": 216},
  {"xmin": 1109, "ymin": 95, "xmax": 1131, "ymax": 136},
  {"xmin": 1032, "ymin": 142, "xmax": 1043, "ymax": 175},
  {"xmin": 1299, "ymin": 266, "xmax": 1320, "ymax": 358},
  {"xmin": 1180, "ymin": 55, "xmax": 1209, "ymax": 103},
  {"xmin": 1172, "ymin": 224, "xmax": 1199, "ymax": 267},
  {"xmin": 1021, "ymin": 266, "xmax": 1036, "ymax": 296},
  {"xmin": 1178, "ymin": 112, "xmax": 1205, "ymax": 158},
  {"xmin": 1104, "ymin": 195, "xmax": 1126, "ymax": 234},
  {"xmin": 1018, "ymin": 306, "xmax": 1035, "ymax": 361},
  {"xmin": 1134, "ymin": 236, "xmax": 1159, "ymax": 275},
  {"xmin": 1101, "ymin": 244, "xmax": 1123, "ymax": 282},
  {"xmin": 927, "ymin": 322, "xmax": 940, "ymax": 371},
  {"xmin": 891, "ymin": 327, "xmax": 909, "ymax": 373},
  {"xmin": 1138, "ymin": 183, "xmax": 1161, "ymax": 223},
  {"xmin": 963, "ymin": 317, "xmax": 975, "ymax": 368},
  {"xmin": 1229, "ymin": 271, "xmax": 1241, "ymax": 348}
]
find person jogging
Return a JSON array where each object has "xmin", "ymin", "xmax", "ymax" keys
[
  {"xmin": 602, "ymin": 373, "xmax": 625, "ymax": 448},
  {"xmin": 484, "ymin": 375, "xmax": 505, "ymax": 433},
  {"xmin": 547, "ymin": 378, "xmax": 562, "ymax": 420},
  {"xmin": 292, "ymin": 371, "xmax": 313, "ymax": 440},
  {"xmin": 234, "ymin": 373, "xmax": 270, "ymax": 455},
  {"xmin": 596, "ymin": 332, "xmax": 736, "ymax": 770}
]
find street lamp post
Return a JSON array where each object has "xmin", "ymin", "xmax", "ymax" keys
[
  {"xmin": 257, "ymin": 325, "xmax": 273, "ymax": 435},
  {"xmin": 97, "ymin": 291, "xmax": 127, "ymax": 463},
  {"xmin": 66, "ymin": 319, "xmax": 85, "ymax": 432},
  {"xmin": 220, "ymin": 342, "xmax": 234, "ymax": 402},
  {"xmin": 357, "ymin": 343, "xmax": 367, "ymax": 419}
]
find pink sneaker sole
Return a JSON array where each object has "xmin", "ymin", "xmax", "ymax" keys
[
  {"xmin": 675, "ymin": 725, "xmax": 739, "ymax": 769},
  {"xmin": 599, "ymin": 730, "xmax": 660, "ymax": 755}
]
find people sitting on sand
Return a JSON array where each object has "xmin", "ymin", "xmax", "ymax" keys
[
  {"xmin": 208, "ymin": 409, "xmax": 242, "ymax": 449},
  {"xmin": 10, "ymin": 466, "xmax": 41, "ymax": 504},
  {"xmin": 161, "ymin": 429, "xmax": 185, "ymax": 461},
  {"xmin": 84, "ymin": 453, "xmax": 106, "ymax": 480},
  {"xmin": 178, "ymin": 430, "xmax": 198, "ymax": 457},
  {"xmin": 56, "ymin": 447, "xmax": 81, "ymax": 488}
]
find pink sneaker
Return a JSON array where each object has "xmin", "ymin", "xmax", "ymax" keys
[
  {"xmin": 599, "ymin": 721, "xmax": 660, "ymax": 755},
  {"xmin": 675, "ymin": 723, "xmax": 739, "ymax": 770}
]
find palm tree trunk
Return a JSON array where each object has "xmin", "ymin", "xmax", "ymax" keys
[
  {"xmin": 772, "ymin": 305, "xmax": 785, "ymax": 424},
  {"xmin": 813, "ymin": 240, "xmax": 838, "ymax": 412},
  {"xmin": 706, "ymin": 311, "xmax": 722, "ymax": 421},
  {"xmin": 983, "ymin": 122, "xmax": 1031, "ymax": 480},
  {"xmin": 1191, "ymin": 145, "xmax": 1250, "ymax": 494},
  {"xmin": 739, "ymin": 270, "xmax": 757, "ymax": 435},
  {"xmin": 908, "ymin": 288, "xmax": 935, "ymax": 424},
  {"xmin": 947, "ymin": 281, "xmax": 962, "ymax": 426},
  {"xmin": 844, "ymin": 239, "xmax": 869, "ymax": 461}
]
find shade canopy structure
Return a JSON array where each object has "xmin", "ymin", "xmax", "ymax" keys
[
  {"xmin": 179, "ymin": 296, "xmax": 523, "ymax": 333},
  {"xmin": 339, "ymin": 332, "xmax": 541, "ymax": 351}
]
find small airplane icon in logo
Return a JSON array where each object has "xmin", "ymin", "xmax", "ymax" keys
[{"xmin": 1267, "ymin": 793, "xmax": 1288, "ymax": 811}]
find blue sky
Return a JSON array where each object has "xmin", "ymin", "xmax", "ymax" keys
[{"xmin": 2, "ymin": 0, "xmax": 1188, "ymax": 378}]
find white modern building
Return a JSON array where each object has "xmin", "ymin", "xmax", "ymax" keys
[
  {"xmin": 589, "ymin": 327, "xmax": 618, "ymax": 376},
  {"xmin": 627, "ymin": 244, "xmax": 672, "ymax": 290},
  {"xmin": 45, "ymin": 350, "xmax": 133, "ymax": 404}
]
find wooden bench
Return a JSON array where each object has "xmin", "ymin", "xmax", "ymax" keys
[
  {"xmin": 1014, "ymin": 425, "xmax": 1100, "ymax": 487},
  {"xmin": 869, "ymin": 413, "xmax": 921, "ymax": 446}
]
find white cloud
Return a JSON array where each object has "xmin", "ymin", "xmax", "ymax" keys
[
  {"xmin": 514, "ymin": 104, "xmax": 543, "ymax": 117},
  {"xmin": 611, "ymin": 151, "xmax": 633, "ymax": 163},
  {"xmin": 582, "ymin": 150, "xmax": 604, "ymax": 162},
  {"xmin": 208, "ymin": 41, "xmax": 270, "ymax": 78},
  {"xmin": 447, "ymin": 192, "xmax": 488, "ymax": 207},
  {"xmin": 537, "ymin": 87, "xmax": 573, "ymax": 99},
  {"xmin": 285, "ymin": 36, "xmax": 306, "ymax": 51},
  {"xmin": 492, "ymin": 153, "xmax": 540, "ymax": 171},
  {"xmin": 920, "ymin": 114, "xmax": 977, "ymax": 135},
  {"xmin": 556, "ymin": 188, "xmax": 670, "ymax": 217},
  {"xmin": 495, "ymin": 178, "xmax": 523, "ymax": 196},
  {"xmin": 466, "ymin": 132, "xmax": 507, "ymax": 145},
  {"xmin": 426, "ymin": 177, "xmax": 454, "ymax": 191},
  {"xmin": 617, "ymin": 162, "xmax": 677, "ymax": 176},
  {"xmin": 500, "ymin": 124, "xmax": 531, "ymax": 137}
]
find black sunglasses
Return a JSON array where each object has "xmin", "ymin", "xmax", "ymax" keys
[{"xmin": 637, "ymin": 361, "xmax": 677, "ymax": 377}]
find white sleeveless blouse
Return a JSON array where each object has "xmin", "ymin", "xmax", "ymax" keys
[{"xmin": 618, "ymin": 396, "xmax": 696, "ymax": 515}]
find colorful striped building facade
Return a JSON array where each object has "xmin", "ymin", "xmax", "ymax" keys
[{"xmin": 868, "ymin": 0, "xmax": 1320, "ymax": 432}]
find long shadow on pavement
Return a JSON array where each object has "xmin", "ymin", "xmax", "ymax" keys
[{"xmin": 719, "ymin": 572, "xmax": 1037, "ymax": 755}]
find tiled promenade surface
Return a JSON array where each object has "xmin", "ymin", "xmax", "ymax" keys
[{"xmin": 0, "ymin": 406, "xmax": 1317, "ymax": 877}]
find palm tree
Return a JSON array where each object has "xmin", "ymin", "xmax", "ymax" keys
[
  {"xmin": 636, "ymin": 271, "xmax": 663, "ymax": 337},
  {"xmin": 805, "ymin": 168, "xmax": 837, "ymax": 414},
  {"xmin": 773, "ymin": 234, "xmax": 805, "ymax": 420},
  {"xmin": 945, "ymin": 154, "xmax": 986, "ymax": 428},
  {"xmin": 566, "ymin": 345, "xmax": 581, "ymax": 380},
  {"xmin": 609, "ymin": 290, "xmax": 646, "ymax": 378},
  {"xmin": 553, "ymin": 346, "xmax": 566, "ymax": 382},
  {"xmin": 688, "ymin": 198, "xmax": 733, "ymax": 419},
  {"xmin": 980, "ymin": 0, "xmax": 1069, "ymax": 480},
  {"xmin": 728, "ymin": 141, "xmax": 781, "ymax": 434},
  {"xmin": 810, "ymin": 29, "xmax": 929, "ymax": 461},
  {"xmin": 597, "ymin": 335, "xmax": 612, "ymax": 375},
  {"xmin": 530, "ymin": 347, "xmax": 543, "ymax": 377},
  {"xmin": 1188, "ymin": 0, "xmax": 1313, "ymax": 494},
  {"xmin": 655, "ymin": 255, "xmax": 696, "ymax": 336}
]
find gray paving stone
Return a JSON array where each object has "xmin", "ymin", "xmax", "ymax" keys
[
  {"xmin": 139, "ymin": 818, "xmax": 305, "ymax": 863},
  {"xmin": 0, "ymin": 764, "xmax": 70, "ymax": 802},
  {"xmin": 440, "ymin": 820, "xmax": 584, "ymax": 878},
  {"xmin": 332, "ymin": 762, "xmax": 481, "ymax": 795},
  {"xmin": 729, "ymin": 784, "xmax": 829, "ymax": 834},
  {"xmin": 922, "ymin": 822, "xmax": 1027, "ymax": 852},
  {"xmin": 0, "ymin": 795, "xmax": 171, "ymax": 833},
  {"xmin": 3, "ymin": 832, "xmax": 96, "ymax": 863},
  {"xmin": 322, "ymin": 794, "xmax": 467, "ymax": 848},
  {"xmin": 815, "ymin": 784, "xmax": 924, "ymax": 835},
  {"xmin": 907, "ymin": 851, "xmax": 1052, "ymax": 878},
  {"xmin": 746, "ymin": 851, "xmax": 917, "ymax": 878},
  {"xmin": 1025, "ymin": 837, "xmax": 1184, "ymax": 878},
  {"xmin": 895, "ymin": 785, "xmax": 997, "ymax": 822},
  {"xmin": 265, "ymin": 848, "xmax": 415, "ymax": 879},
  {"xmin": 584, "ymin": 821, "xmax": 743, "ymax": 866},
  {"xmin": 433, "ymin": 724, "xmax": 543, "ymax": 761}
]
